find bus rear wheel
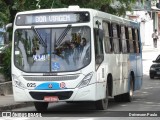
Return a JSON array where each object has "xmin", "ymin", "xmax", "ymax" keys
[
  {"xmin": 123, "ymin": 75, "xmax": 134, "ymax": 102},
  {"xmin": 34, "ymin": 102, "xmax": 48, "ymax": 111},
  {"xmin": 114, "ymin": 75, "xmax": 134, "ymax": 102},
  {"xmin": 95, "ymin": 85, "xmax": 108, "ymax": 110},
  {"xmin": 114, "ymin": 94, "xmax": 123, "ymax": 102}
]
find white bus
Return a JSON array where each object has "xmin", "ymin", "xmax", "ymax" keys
[{"xmin": 12, "ymin": 6, "xmax": 143, "ymax": 111}]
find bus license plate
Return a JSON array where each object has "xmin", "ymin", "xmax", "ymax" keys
[{"xmin": 44, "ymin": 96, "xmax": 59, "ymax": 102}]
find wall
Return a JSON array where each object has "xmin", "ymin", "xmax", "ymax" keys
[
  {"xmin": 0, "ymin": 81, "xmax": 12, "ymax": 95},
  {"xmin": 140, "ymin": 22, "xmax": 145, "ymax": 46},
  {"xmin": 126, "ymin": 11, "xmax": 153, "ymax": 46},
  {"xmin": 144, "ymin": 20, "xmax": 154, "ymax": 46}
]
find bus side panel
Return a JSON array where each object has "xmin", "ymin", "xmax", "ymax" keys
[
  {"xmin": 129, "ymin": 54, "xmax": 137, "ymax": 87},
  {"xmin": 135, "ymin": 54, "xmax": 143, "ymax": 90},
  {"xmin": 122, "ymin": 54, "xmax": 130, "ymax": 94},
  {"xmin": 129, "ymin": 53, "xmax": 142, "ymax": 91},
  {"xmin": 104, "ymin": 54, "xmax": 125, "ymax": 96}
]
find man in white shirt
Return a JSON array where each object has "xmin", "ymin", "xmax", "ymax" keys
[{"xmin": 152, "ymin": 29, "xmax": 159, "ymax": 48}]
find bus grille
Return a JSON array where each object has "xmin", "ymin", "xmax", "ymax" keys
[
  {"xmin": 29, "ymin": 91, "xmax": 73, "ymax": 100},
  {"xmin": 23, "ymin": 75, "xmax": 79, "ymax": 81}
]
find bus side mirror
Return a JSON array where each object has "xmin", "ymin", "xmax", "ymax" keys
[{"xmin": 4, "ymin": 23, "xmax": 12, "ymax": 44}]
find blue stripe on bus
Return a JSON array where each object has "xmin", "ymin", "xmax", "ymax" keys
[
  {"xmin": 35, "ymin": 82, "xmax": 66, "ymax": 90},
  {"xmin": 129, "ymin": 54, "xmax": 142, "ymax": 91}
]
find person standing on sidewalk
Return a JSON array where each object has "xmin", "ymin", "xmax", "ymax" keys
[{"xmin": 152, "ymin": 29, "xmax": 159, "ymax": 48}]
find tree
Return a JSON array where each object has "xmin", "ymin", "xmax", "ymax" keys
[
  {"xmin": 100, "ymin": 0, "xmax": 137, "ymax": 16},
  {"xmin": 39, "ymin": 0, "xmax": 138, "ymax": 16},
  {"xmin": 0, "ymin": 0, "xmax": 140, "ymax": 25},
  {"xmin": 0, "ymin": 0, "xmax": 10, "ymax": 26}
]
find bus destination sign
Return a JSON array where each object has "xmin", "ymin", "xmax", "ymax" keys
[{"xmin": 16, "ymin": 12, "xmax": 90, "ymax": 25}]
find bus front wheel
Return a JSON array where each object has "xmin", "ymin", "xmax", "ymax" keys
[
  {"xmin": 95, "ymin": 85, "xmax": 108, "ymax": 110},
  {"xmin": 34, "ymin": 102, "xmax": 48, "ymax": 111}
]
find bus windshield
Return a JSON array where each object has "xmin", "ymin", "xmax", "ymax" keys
[{"xmin": 14, "ymin": 26, "xmax": 91, "ymax": 72}]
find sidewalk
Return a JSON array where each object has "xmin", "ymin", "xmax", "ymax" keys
[
  {"xmin": 142, "ymin": 40, "xmax": 160, "ymax": 52},
  {"xmin": 0, "ymin": 95, "xmax": 33, "ymax": 110},
  {"xmin": 142, "ymin": 45, "xmax": 160, "ymax": 52},
  {"xmin": 0, "ymin": 45, "xmax": 159, "ymax": 111}
]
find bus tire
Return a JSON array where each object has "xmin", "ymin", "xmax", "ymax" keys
[
  {"xmin": 123, "ymin": 75, "xmax": 134, "ymax": 102},
  {"xmin": 95, "ymin": 84, "xmax": 108, "ymax": 110},
  {"xmin": 66, "ymin": 101, "xmax": 81, "ymax": 103},
  {"xmin": 66, "ymin": 101, "xmax": 74, "ymax": 103},
  {"xmin": 34, "ymin": 102, "xmax": 48, "ymax": 111},
  {"xmin": 114, "ymin": 94, "xmax": 123, "ymax": 102}
]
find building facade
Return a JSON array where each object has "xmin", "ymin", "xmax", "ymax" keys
[{"xmin": 126, "ymin": 0, "xmax": 158, "ymax": 47}]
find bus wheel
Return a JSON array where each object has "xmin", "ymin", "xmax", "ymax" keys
[
  {"xmin": 95, "ymin": 85, "xmax": 108, "ymax": 110},
  {"xmin": 114, "ymin": 94, "xmax": 123, "ymax": 102},
  {"xmin": 34, "ymin": 102, "xmax": 48, "ymax": 111},
  {"xmin": 124, "ymin": 75, "xmax": 134, "ymax": 102}
]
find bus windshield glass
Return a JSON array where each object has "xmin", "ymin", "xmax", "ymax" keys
[{"xmin": 14, "ymin": 26, "xmax": 91, "ymax": 72}]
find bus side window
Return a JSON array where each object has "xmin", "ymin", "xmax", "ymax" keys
[
  {"xmin": 121, "ymin": 26, "xmax": 127, "ymax": 53},
  {"xmin": 125, "ymin": 27, "xmax": 130, "ymax": 53},
  {"xmin": 102, "ymin": 21, "xmax": 112, "ymax": 53},
  {"xmin": 128, "ymin": 27, "xmax": 134, "ymax": 53},
  {"xmin": 135, "ymin": 29, "xmax": 140, "ymax": 53},
  {"xmin": 117, "ymin": 24, "xmax": 122, "ymax": 52},
  {"xmin": 132, "ymin": 28, "xmax": 137, "ymax": 53},
  {"xmin": 94, "ymin": 28, "xmax": 104, "ymax": 69},
  {"xmin": 112, "ymin": 24, "xmax": 120, "ymax": 54}
]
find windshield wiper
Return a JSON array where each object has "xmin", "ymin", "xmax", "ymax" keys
[
  {"xmin": 56, "ymin": 25, "xmax": 72, "ymax": 46},
  {"xmin": 31, "ymin": 26, "xmax": 47, "ymax": 48}
]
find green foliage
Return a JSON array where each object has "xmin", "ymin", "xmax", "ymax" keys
[
  {"xmin": 0, "ymin": 1, "xmax": 10, "ymax": 26},
  {"xmin": 36, "ymin": 0, "xmax": 137, "ymax": 16},
  {"xmin": 0, "ymin": 44, "xmax": 12, "ymax": 81},
  {"xmin": 0, "ymin": 0, "xmax": 140, "ymax": 24}
]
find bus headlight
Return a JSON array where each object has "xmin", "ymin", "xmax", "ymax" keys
[
  {"xmin": 12, "ymin": 74, "xmax": 27, "ymax": 89},
  {"xmin": 77, "ymin": 72, "xmax": 93, "ymax": 88}
]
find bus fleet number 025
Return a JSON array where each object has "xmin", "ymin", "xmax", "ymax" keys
[{"xmin": 27, "ymin": 83, "xmax": 36, "ymax": 87}]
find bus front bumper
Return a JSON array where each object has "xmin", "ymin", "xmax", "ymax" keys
[{"xmin": 12, "ymin": 83, "xmax": 97, "ymax": 102}]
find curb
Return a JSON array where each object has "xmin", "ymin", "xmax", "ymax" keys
[
  {"xmin": 143, "ymin": 48, "xmax": 160, "ymax": 52},
  {"xmin": 0, "ymin": 102, "xmax": 34, "ymax": 111}
]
